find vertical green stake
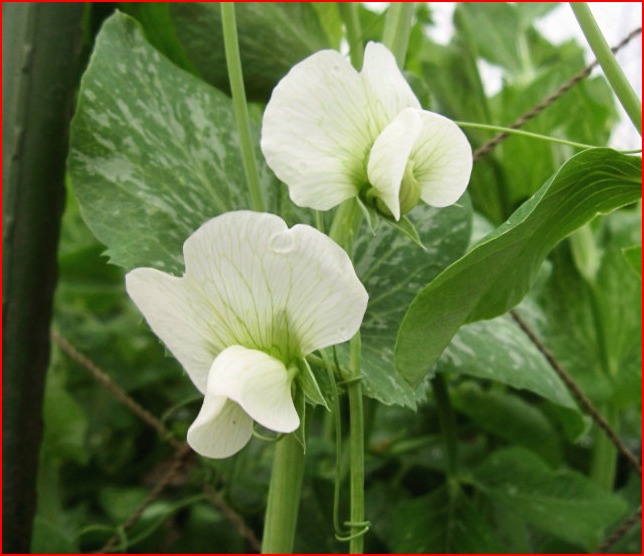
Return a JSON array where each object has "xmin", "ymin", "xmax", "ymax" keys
[{"xmin": 3, "ymin": 3, "xmax": 85, "ymax": 552}]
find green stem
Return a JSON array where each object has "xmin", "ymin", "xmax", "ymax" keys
[
  {"xmin": 570, "ymin": 3, "xmax": 642, "ymax": 136},
  {"xmin": 382, "ymin": 2, "xmax": 416, "ymax": 67},
  {"xmin": 590, "ymin": 405, "xmax": 619, "ymax": 491},
  {"xmin": 339, "ymin": 2, "xmax": 363, "ymax": 68},
  {"xmin": 456, "ymin": 121, "xmax": 640, "ymax": 152},
  {"xmin": 261, "ymin": 434, "xmax": 305, "ymax": 553},
  {"xmin": 430, "ymin": 374, "xmax": 459, "ymax": 479},
  {"xmin": 347, "ymin": 333, "xmax": 365, "ymax": 554},
  {"xmin": 220, "ymin": 3, "xmax": 265, "ymax": 212},
  {"xmin": 587, "ymin": 284, "xmax": 619, "ymax": 491}
]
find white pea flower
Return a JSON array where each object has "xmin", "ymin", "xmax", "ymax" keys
[
  {"xmin": 261, "ymin": 42, "xmax": 473, "ymax": 221},
  {"xmin": 126, "ymin": 211, "xmax": 368, "ymax": 458}
]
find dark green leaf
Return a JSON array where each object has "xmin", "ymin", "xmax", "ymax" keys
[
  {"xmin": 396, "ymin": 149, "xmax": 642, "ymax": 386},
  {"xmin": 389, "ymin": 488, "xmax": 503, "ymax": 553},
  {"xmin": 474, "ymin": 447, "xmax": 627, "ymax": 549},
  {"xmin": 118, "ymin": 3, "xmax": 196, "ymax": 74},
  {"xmin": 451, "ymin": 383, "xmax": 563, "ymax": 464},
  {"xmin": 68, "ymin": 12, "xmax": 276, "ymax": 274},
  {"xmin": 168, "ymin": 3, "xmax": 331, "ymax": 101}
]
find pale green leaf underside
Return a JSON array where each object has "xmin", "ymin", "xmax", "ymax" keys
[
  {"xmin": 396, "ymin": 149, "xmax": 642, "ymax": 386},
  {"xmin": 68, "ymin": 12, "xmax": 275, "ymax": 274},
  {"xmin": 355, "ymin": 198, "xmax": 472, "ymax": 408}
]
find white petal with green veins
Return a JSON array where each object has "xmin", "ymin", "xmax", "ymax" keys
[{"xmin": 411, "ymin": 111, "xmax": 473, "ymax": 208}]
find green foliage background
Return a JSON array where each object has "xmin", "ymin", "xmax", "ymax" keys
[{"xmin": 35, "ymin": 3, "xmax": 641, "ymax": 553}]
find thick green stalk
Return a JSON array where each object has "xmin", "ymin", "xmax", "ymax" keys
[
  {"xmin": 430, "ymin": 374, "xmax": 459, "ymax": 479},
  {"xmin": 339, "ymin": 2, "xmax": 363, "ymax": 68},
  {"xmin": 2, "ymin": 4, "xmax": 85, "ymax": 552},
  {"xmin": 261, "ymin": 434, "xmax": 305, "ymax": 553},
  {"xmin": 220, "ymin": 3, "xmax": 265, "ymax": 211},
  {"xmin": 570, "ymin": 3, "xmax": 642, "ymax": 135},
  {"xmin": 347, "ymin": 333, "xmax": 365, "ymax": 554},
  {"xmin": 382, "ymin": 2, "xmax": 416, "ymax": 67}
]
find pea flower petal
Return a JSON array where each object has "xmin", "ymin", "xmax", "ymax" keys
[
  {"xmin": 126, "ymin": 211, "xmax": 368, "ymax": 458},
  {"xmin": 188, "ymin": 395, "xmax": 253, "ymax": 459},
  {"xmin": 209, "ymin": 346, "xmax": 299, "ymax": 434},
  {"xmin": 261, "ymin": 42, "xmax": 472, "ymax": 220}
]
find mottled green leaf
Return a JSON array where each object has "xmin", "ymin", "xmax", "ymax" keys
[
  {"xmin": 474, "ymin": 447, "xmax": 627, "ymax": 549},
  {"xmin": 68, "ymin": 12, "xmax": 275, "ymax": 274},
  {"xmin": 438, "ymin": 315, "xmax": 579, "ymax": 410},
  {"xmin": 354, "ymin": 198, "xmax": 472, "ymax": 408},
  {"xmin": 396, "ymin": 149, "xmax": 642, "ymax": 386},
  {"xmin": 168, "ymin": 3, "xmax": 330, "ymax": 101}
]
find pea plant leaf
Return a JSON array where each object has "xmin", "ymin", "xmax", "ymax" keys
[
  {"xmin": 473, "ymin": 447, "xmax": 627, "ymax": 550},
  {"xmin": 68, "ymin": 12, "xmax": 276, "ymax": 275},
  {"xmin": 396, "ymin": 149, "xmax": 641, "ymax": 387},
  {"xmin": 354, "ymin": 198, "xmax": 472, "ymax": 408},
  {"xmin": 389, "ymin": 487, "xmax": 503, "ymax": 553},
  {"xmin": 436, "ymin": 314, "xmax": 586, "ymax": 436}
]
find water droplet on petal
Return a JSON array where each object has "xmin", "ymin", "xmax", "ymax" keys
[
  {"xmin": 270, "ymin": 232, "xmax": 294, "ymax": 254},
  {"xmin": 331, "ymin": 64, "xmax": 341, "ymax": 74}
]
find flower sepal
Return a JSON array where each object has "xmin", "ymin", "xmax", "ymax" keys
[
  {"xmin": 296, "ymin": 358, "xmax": 330, "ymax": 410},
  {"xmin": 383, "ymin": 214, "xmax": 427, "ymax": 252}
]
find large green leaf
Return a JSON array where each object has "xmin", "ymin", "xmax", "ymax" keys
[
  {"xmin": 354, "ymin": 198, "xmax": 472, "ymax": 408},
  {"xmin": 168, "ymin": 3, "xmax": 330, "ymax": 101},
  {"xmin": 473, "ymin": 448, "xmax": 627, "ymax": 549},
  {"xmin": 68, "ymin": 12, "xmax": 275, "ymax": 274},
  {"xmin": 396, "ymin": 149, "xmax": 641, "ymax": 386}
]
